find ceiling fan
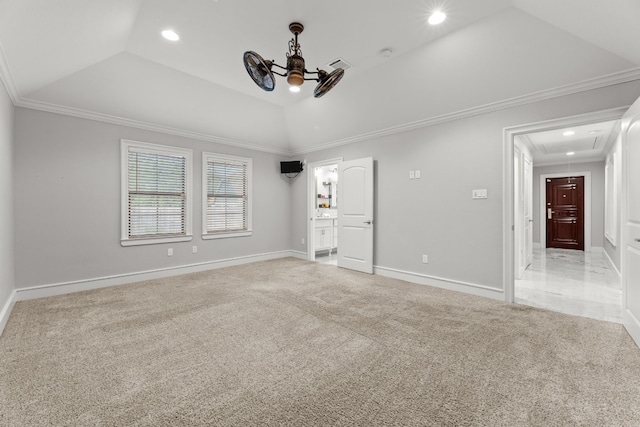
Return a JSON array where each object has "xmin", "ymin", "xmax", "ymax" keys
[{"xmin": 242, "ymin": 22, "xmax": 345, "ymax": 98}]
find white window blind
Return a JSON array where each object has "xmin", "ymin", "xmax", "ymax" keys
[
  {"xmin": 121, "ymin": 140, "xmax": 192, "ymax": 246},
  {"xmin": 203, "ymin": 153, "xmax": 252, "ymax": 238}
]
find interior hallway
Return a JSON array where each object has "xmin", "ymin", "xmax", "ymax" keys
[{"xmin": 515, "ymin": 248, "xmax": 622, "ymax": 323}]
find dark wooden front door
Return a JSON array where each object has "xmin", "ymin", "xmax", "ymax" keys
[{"xmin": 546, "ymin": 176, "xmax": 584, "ymax": 250}]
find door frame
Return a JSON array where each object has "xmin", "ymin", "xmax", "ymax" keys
[
  {"xmin": 307, "ymin": 157, "xmax": 343, "ymax": 262},
  {"xmin": 540, "ymin": 172, "xmax": 591, "ymax": 251},
  {"xmin": 503, "ymin": 106, "xmax": 628, "ymax": 303}
]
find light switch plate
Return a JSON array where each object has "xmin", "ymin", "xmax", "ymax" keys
[
  {"xmin": 472, "ymin": 189, "xmax": 488, "ymax": 199},
  {"xmin": 409, "ymin": 171, "xmax": 415, "ymax": 179},
  {"xmin": 415, "ymin": 170, "xmax": 421, "ymax": 179}
]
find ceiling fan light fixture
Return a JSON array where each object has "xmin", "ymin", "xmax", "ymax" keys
[
  {"xmin": 243, "ymin": 22, "xmax": 345, "ymax": 97},
  {"xmin": 286, "ymin": 54, "xmax": 305, "ymax": 86}
]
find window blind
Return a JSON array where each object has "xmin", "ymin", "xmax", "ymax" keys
[
  {"xmin": 206, "ymin": 158, "xmax": 248, "ymax": 234},
  {"xmin": 128, "ymin": 150, "xmax": 187, "ymax": 238}
]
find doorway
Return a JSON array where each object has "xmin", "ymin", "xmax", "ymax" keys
[
  {"xmin": 504, "ymin": 108, "xmax": 626, "ymax": 322},
  {"xmin": 307, "ymin": 158, "xmax": 342, "ymax": 265}
]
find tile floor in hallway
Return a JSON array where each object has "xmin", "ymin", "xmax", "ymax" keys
[
  {"xmin": 515, "ymin": 247, "xmax": 622, "ymax": 323},
  {"xmin": 315, "ymin": 251, "xmax": 338, "ymax": 266}
]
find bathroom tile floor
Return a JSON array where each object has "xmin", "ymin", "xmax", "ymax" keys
[
  {"xmin": 515, "ymin": 248, "xmax": 621, "ymax": 323},
  {"xmin": 315, "ymin": 252, "xmax": 338, "ymax": 266}
]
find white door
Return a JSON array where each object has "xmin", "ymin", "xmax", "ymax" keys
[
  {"xmin": 524, "ymin": 153, "xmax": 533, "ymax": 268},
  {"xmin": 514, "ymin": 145, "xmax": 523, "ymax": 278},
  {"xmin": 338, "ymin": 157, "xmax": 374, "ymax": 273},
  {"xmin": 622, "ymin": 97, "xmax": 640, "ymax": 347}
]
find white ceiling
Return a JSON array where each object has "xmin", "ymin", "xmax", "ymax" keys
[
  {"xmin": 0, "ymin": 0, "xmax": 638, "ymax": 155},
  {"xmin": 517, "ymin": 120, "xmax": 620, "ymax": 166}
]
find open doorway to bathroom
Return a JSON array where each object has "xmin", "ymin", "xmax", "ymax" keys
[{"xmin": 307, "ymin": 159, "xmax": 342, "ymax": 265}]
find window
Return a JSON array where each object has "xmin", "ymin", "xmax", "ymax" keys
[
  {"xmin": 202, "ymin": 152, "xmax": 252, "ymax": 239},
  {"xmin": 121, "ymin": 140, "xmax": 192, "ymax": 246}
]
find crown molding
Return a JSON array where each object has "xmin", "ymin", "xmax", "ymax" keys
[
  {"xmin": 290, "ymin": 67, "xmax": 640, "ymax": 155},
  {"xmin": 2, "ymin": 32, "xmax": 639, "ymax": 159},
  {"xmin": 0, "ymin": 42, "xmax": 20, "ymax": 104},
  {"xmin": 15, "ymin": 98, "xmax": 291, "ymax": 156}
]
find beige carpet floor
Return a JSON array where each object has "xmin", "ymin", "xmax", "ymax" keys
[{"xmin": 1, "ymin": 257, "xmax": 639, "ymax": 426}]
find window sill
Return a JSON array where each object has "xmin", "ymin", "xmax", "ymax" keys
[
  {"xmin": 121, "ymin": 235, "xmax": 193, "ymax": 247},
  {"xmin": 202, "ymin": 231, "xmax": 252, "ymax": 240}
]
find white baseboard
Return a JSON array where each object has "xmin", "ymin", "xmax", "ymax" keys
[
  {"xmin": 590, "ymin": 246, "xmax": 604, "ymax": 254},
  {"xmin": 603, "ymin": 248, "xmax": 622, "ymax": 278},
  {"xmin": 289, "ymin": 250, "xmax": 308, "ymax": 260},
  {"xmin": 15, "ymin": 250, "xmax": 301, "ymax": 302},
  {"xmin": 624, "ymin": 309, "xmax": 640, "ymax": 349},
  {"xmin": 373, "ymin": 266, "xmax": 504, "ymax": 301},
  {"xmin": 533, "ymin": 242, "xmax": 542, "ymax": 250},
  {"xmin": 0, "ymin": 290, "xmax": 16, "ymax": 337}
]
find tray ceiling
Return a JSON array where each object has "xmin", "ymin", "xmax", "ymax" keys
[{"xmin": 0, "ymin": 0, "xmax": 638, "ymax": 154}]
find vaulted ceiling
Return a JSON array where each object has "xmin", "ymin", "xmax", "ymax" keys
[{"xmin": 0, "ymin": 0, "xmax": 638, "ymax": 155}]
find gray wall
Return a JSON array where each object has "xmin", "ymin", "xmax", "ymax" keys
[
  {"xmin": 291, "ymin": 81, "xmax": 640, "ymax": 291},
  {"xmin": 0, "ymin": 82, "xmax": 14, "ymax": 309},
  {"xmin": 532, "ymin": 161, "xmax": 605, "ymax": 249},
  {"xmin": 13, "ymin": 108, "xmax": 292, "ymax": 288}
]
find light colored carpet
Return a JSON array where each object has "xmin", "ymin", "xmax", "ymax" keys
[{"xmin": 1, "ymin": 257, "xmax": 639, "ymax": 426}]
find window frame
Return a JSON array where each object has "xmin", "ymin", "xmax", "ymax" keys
[
  {"xmin": 120, "ymin": 139, "xmax": 193, "ymax": 247},
  {"xmin": 201, "ymin": 152, "xmax": 253, "ymax": 240}
]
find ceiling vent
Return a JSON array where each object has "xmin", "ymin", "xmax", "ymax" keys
[{"xmin": 327, "ymin": 58, "xmax": 352, "ymax": 70}]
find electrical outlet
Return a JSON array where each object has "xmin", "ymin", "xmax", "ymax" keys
[
  {"xmin": 422, "ymin": 254, "xmax": 428, "ymax": 264},
  {"xmin": 168, "ymin": 248, "xmax": 173, "ymax": 256},
  {"xmin": 301, "ymin": 238, "xmax": 305, "ymax": 245},
  {"xmin": 192, "ymin": 246, "xmax": 198, "ymax": 254}
]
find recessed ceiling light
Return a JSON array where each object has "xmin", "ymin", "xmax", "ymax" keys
[
  {"xmin": 289, "ymin": 85, "xmax": 301, "ymax": 93},
  {"xmin": 161, "ymin": 29, "xmax": 180, "ymax": 41},
  {"xmin": 566, "ymin": 152, "xmax": 575, "ymax": 156},
  {"xmin": 563, "ymin": 130, "xmax": 575, "ymax": 137},
  {"xmin": 428, "ymin": 11, "xmax": 446, "ymax": 25}
]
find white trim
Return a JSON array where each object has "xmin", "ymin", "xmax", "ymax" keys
[
  {"xmin": 17, "ymin": 98, "xmax": 292, "ymax": 155},
  {"xmin": 121, "ymin": 139, "xmax": 193, "ymax": 246},
  {"xmin": 289, "ymin": 250, "xmax": 308, "ymax": 260},
  {"xmin": 503, "ymin": 107, "xmax": 628, "ymax": 304},
  {"xmin": 0, "ymin": 42, "xmax": 19, "ymax": 104},
  {"xmin": 623, "ymin": 309, "xmax": 640, "ymax": 349},
  {"xmin": 291, "ymin": 69, "xmax": 640, "ymax": 156},
  {"xmin": 539, "ymin": 171, "xmax": 592, "ymax": 252},
  {"xmin": 14, "ymin": 251, "xmax": 301, "ymax": 302},
  {"xmin": 1, "ymin": 32, "xmax": 638, "ymax": 158},
  {"xmin": 121, "ymin": 235, "xmax": 193, "ymax": 246},
  {"xmin": 533, "ymin": 242, "xmax": 542, "ymax": 249},
  {"xmin": 603, "ymin": 247, "xmax": 622, "ymax": 279},
  {"xmin": 201, "ymin": 152, "xmax": 253, "ymax": 239},
  {"xmin": 307, "ymin": 158, "xmax": 343, "ymax": 262},
  {"xmin": 0, "ymin": 290, "xmax": 17, "ymax": 337},
  {"xmin": 374, "ymin": 266, "xmax": 504, "ymax": 301}
]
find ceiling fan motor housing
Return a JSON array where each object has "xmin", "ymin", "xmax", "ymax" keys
[{"xmin": 287, "ymin": 54, "xmax": 305, "ymax": 86}]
